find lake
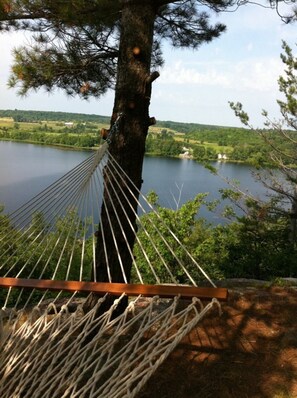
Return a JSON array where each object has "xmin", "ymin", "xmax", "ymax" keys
[{"xmin": 0, "ymin": 141, "xmax": 267, "ymax": 224}]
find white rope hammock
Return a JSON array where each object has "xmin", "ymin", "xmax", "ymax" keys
[{"xmin": 0, "ymin": 139, "xmax": 227, "ymax": 397}]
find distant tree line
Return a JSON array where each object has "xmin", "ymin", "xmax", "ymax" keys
[
  {"xmin": 0, "ymin": 109, "xmax": 110, "ymax": 124},
  {"xmin": 186, "ymin": 127, "xmax": 296, "ymax": 165},
  {"xmin": 145, "ymin": 131, "xmax": 183, "ymax": 157},
  {"xmin": 155, "ymin": 120, "xmax": 225, "ymax": 133},
  {"xmin": 0, "ymin": 128, "xmax": 98, "ymax": 148},
  {"xmin": 186, "ymin": 127, "xmax": 260, "ymax": 146},
  {"xmin": 0, "ymin": 109, "xmax": 228, "ymax": 132}
]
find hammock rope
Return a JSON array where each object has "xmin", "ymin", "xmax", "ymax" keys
[
  {"xmin": 0, "ymin": 295, "xmax": 221, "ymax": 398},
  {"xmin": 0, "ymin": 135, "xmax": 227, "ymax": 397}
]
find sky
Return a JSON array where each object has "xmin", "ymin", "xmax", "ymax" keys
[{"xmin": 0, "ymin": 3, "xmax": 296, "ymax": 128}]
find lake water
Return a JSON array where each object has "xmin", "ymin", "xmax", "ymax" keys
[{"xmin": 0, "ymin": 141, "xmax": 267, "ymax": 224}]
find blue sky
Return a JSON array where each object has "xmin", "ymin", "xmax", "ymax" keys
[{"xmin": 0, "ymin": 3, "xmax": 296, "ymax": 128}]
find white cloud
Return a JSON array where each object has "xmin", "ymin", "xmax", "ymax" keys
[
  {"xmin": 159, "ymin": 57, "xmax": 282, "ymax": 94},
  {"xmin": 160, "ymin": 61, "xmax": 231, "ymax": 88},
  {"xmin": 246, "ymin": 42, "xmax": 253, "ymax": 52},
  {"xmin": 234, "ymin": 58, "xmax": 283, "ymax": 91}
]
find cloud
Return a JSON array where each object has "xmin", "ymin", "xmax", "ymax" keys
[
  {"xmin": 246, "ymin": 42, "xmax": 253, "ymax": 52},
  {"xmin": 235, "ymin": 59, "xmax": 282, "ymax": 91},
  {"xmin": 159, "ymin": 56, "xmax": 283, "ymax": 93},
  {"xmin": 160, "ymin": 61, "xmax": 231, "ymax": 88}
]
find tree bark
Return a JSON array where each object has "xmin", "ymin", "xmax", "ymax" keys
[
  {"xmin": 290, "ymin": 185, "xmax": 297, "ymax": 246},
  {"xmin": 82, "ymin": 0, "xmax": 158, "ymax": 315},
  {"xmin": 90, "ymin": 1, "xmax": 158, "ymax": 312}
]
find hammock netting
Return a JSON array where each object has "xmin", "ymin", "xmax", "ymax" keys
[{"xmin": 0, "ymin": 141, "xmax": 226, "ymax": 397}]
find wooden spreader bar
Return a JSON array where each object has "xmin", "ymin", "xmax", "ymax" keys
[{"xmin": 0, "ymin": 277, "xmax": 228, "ymax": 301}]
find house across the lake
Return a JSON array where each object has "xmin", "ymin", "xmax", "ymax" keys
[
  {"xmin": 217, "ymin": 153, "xmax": 228, "ymax": 161},
  {"xmin": 179, "ymin": 147, "xmax": 193, "ymax": 159}
]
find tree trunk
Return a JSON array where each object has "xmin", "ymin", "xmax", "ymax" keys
[
  {"xmin": 290, "ymin": 185, "xmax": 297, "ymax": 246},
  {"xmin": 84, "ymin": 1, "xmax": 158, "ymax": 314}
]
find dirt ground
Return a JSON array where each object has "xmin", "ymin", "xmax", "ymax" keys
[{"xmin": 137, "ymin": 286, "xmax": 297, "ymax": 398}]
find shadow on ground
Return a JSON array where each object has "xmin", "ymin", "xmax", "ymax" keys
[{"xmin": 137, "ymin": 287, "xmax": 297, "ymax": 398}]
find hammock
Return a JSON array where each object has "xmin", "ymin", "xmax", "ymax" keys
[{"xmin": 0, "ymin": 136, "xmax": 227, "ymax": 397}]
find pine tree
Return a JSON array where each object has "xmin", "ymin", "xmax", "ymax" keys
[
  {"xmin": 230, "ymin": 41, "xmax": 297, "ymax": 246},
  {"xmin": 0, "ymin": 0, "xmax": 295, "ymax": 288}
]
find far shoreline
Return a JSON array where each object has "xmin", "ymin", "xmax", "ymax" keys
[{"xmin": 0, "ymin": 138, "xmax": 291, "ymax": 169}]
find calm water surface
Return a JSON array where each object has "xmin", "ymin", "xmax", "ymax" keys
[{"xmin": 0, "ymin": 141, "xmax": 267, "ymax": 223}]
